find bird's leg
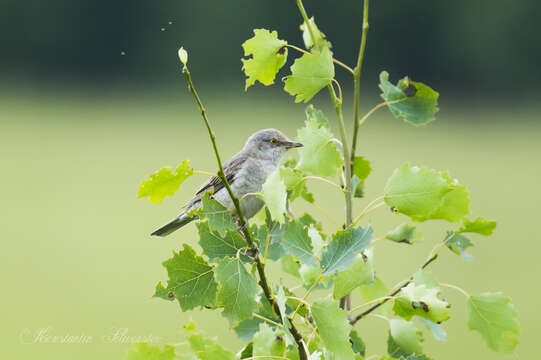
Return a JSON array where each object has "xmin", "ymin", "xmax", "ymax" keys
[{"xmin": 243, "ymin": 242, "xmax": 259, "ymax": 260}]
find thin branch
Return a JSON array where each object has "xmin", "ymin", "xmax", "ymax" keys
[
  {"xmin": 181, "ymin": 61, "xmax": 306, "ymax": 359},
  {"xmin": 193, "ymin": 170, "xmax": 217, "ymax": 177},
  {"xmin": 349, "ymin": 296, "xmax": 395, "ymax": 313},
  {"xmin": 331, "ymin": 78, "xmax": 343, "ymax": 104},
  {"xmin": 440, "ymin": 283, "xmax": 470, "ymax": 298},
  {"xmin": 350, "ymin": 0, "xmax": 370, "ymax": 171},
  {"xmin": 350, "ymin": 252, "xmax": 439, "ymax": 325},
  {"xmin": 252, "ymin": 313, "xmax": 284, "ymax": 328}
]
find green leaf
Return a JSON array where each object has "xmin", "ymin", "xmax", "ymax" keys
[
  {"xmin": 281, "ymin": 220, "xmax": 317, "ymax": 267},
  {"xmin": 152, "ymin": 281, "xmax": 174, "ymax": 302},
  {"xmin": 241, "ymin": 29, "xmax": 288, "ymax": 89},
  {"xmin": 387, "ymin": 319, "xmax": 424, "ymax": 358},
  {"xmin": 234, "ymin": 318, "xmax": 261, "ymax": 342},
  {"xmin": 197, "ymin": 221, "xmax": 245, "ymax": 262},
  {"xmin": 185, "ymin": 323, "xmax": 236, "ymax": 360},
  {"xmin": 418, "ymin": 318, "xmax": 447, "ymax": 342},
  {"xmin": 276, "ymin": 286, "xmax": 295, "ymax": 347},
  {"xmin": 253, "ymin": 323, "xmax": 286, "ymax": 357},
  {"xmin": 467, "ymin": 292, "xmax": 519, "ymax": 353},
  {"xmin": 296, "ymin": 107, "xmax": 343, "ymax": 177},
  {"xmin": 251, "ymin": 216, "xmax": 286, "ymax": 261},
  {"xmin": 393, "ymin": 283, "xmax": 450, "ymax": 323},
  {"xmin": 312, "ymin": 297, "xmax": 355, "ymax": 360},
  {"xmin": 284, "ymin": 47, "xmax": 335, "ymax": 103},
  {"xmin": 305, "ymin": 104, "xmax": 329, "ymax": 127},
  {"xmin": 307, "ymin": 224, "xmax": 324, "ymax": 258},
  {"xmin": 333, "ymin": 251, "xmax": 374, "ymax": 299},
  {"xmin": 280, "ymin": 167, "xmax": 314, "ymax": 203},
  {"xmin": 261, "ymin": 169, "xmax": 287, "ymax": 223},
  {"xmin": 379, "ymin": 71, "xmax": 439, "ymax": 126},
  {"xmin": 384, "ymin": 163, "xmax": 470, "ymax": 223},
  {"xmin": 458, "ymin": 217, "xmax": 497, "ymax": 236},
  {"xmin": 138, "ymin": 159, "xmax": 193, "ymax": 204},
  {"xmin": 160, "ymin": 244, "xmax": 217, "ymax": 311},
  {"xmin": 281, "ymin": 254, "xmax": 301, "ymax": 278},
  {"xmin": 198, "ymin": 193, "xmax": 237, "ymax": 237},
  {"xmin": 126, "ymin": 343, "xmax": 176, "ymax": 360},
  {"xmin": 386, "ymin": 223, "xmax": 422, "ymax": 245},
  {"xmin": 215, "ymin": 257, "xmax": 258, "ymax": 325},
  {"xmin": 352, "ymin": 156, "xmax": 372, "ymax": 198},
  {"xmin": 445, "ymin": 232, "xmax": 474, "ymax": 260},
  {"xmin": 239, "ymin": 342, "xmax": 253, "ymax": 359},
  {"xmin": 321, "ymin": 226, "xmax": 372, "ymax": 276},
  {"xmin": 300, "ymin": 17, "xmax": 331, "ymax": 50},
  {"xmin": 359, "ymin": 277, "xmax": 392, "ymax": 315},
  {"xmin": 350, "ymin": 330, "xmax": 366, "ymax": 356}
]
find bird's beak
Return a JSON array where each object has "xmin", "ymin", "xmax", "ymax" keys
[{"xmin": 283, "ymin": 141, "xmax": 303, "ymax": 149}]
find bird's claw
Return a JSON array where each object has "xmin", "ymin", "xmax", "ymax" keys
[{"xmin": 243, "ymin": 243, "xmax": 259, "ymax": 260}]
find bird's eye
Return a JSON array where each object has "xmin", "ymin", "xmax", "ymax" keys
[{"xmin": 270, "ymin": 138, "xmax": 277, "ymax": 144}]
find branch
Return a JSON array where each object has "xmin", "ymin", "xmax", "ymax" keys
[
  {"xmin": 349, "ymin": 252, "xmax": 439, "ymax": 325},
  {"xmin": 350, "ymin": 0, "xmax": 370, "ymax": 167},
  {"xmin": 181, "ymin": 59, "xmax": 307, "ymax": 360}
]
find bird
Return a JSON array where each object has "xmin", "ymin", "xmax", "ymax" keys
[{"xmin": 151, "ymin": 128, "xmax": 303, "ymax": 236}]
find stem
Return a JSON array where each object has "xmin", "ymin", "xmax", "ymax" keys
[
  {"xmin": 350, "ymin": 0, "xmax": 370, "ymax": 169},
  {"xmin": 349, "ymin": 296, "xmax": 395, "ymax": 313},
  {"xmin": 291, "ymin": 275, "xmax": 323, "ymax": 321},
  {"xmin": 350, "ymin": 252, "xmax": 439, "ymax": 325},
  {"xmin": 182, "ymin": 64, "xmax": 307, "ymax": 360},
  {"xmin": 193, "ymin": 170, "xmax": 217, "ymax": 177},
  {"xmin": 302, "ymin": 176, "xmax": 344, "ymax": 192},
  {"xmin": 252, "ymin": 313, "xmax": 284, "ymax": 328},
  {"xmin": 295, "ymin": 0, "xmax": 316, "ymax": 50},
  {"xmin": 286, "ymin": 44, "xmax": 355, "ymax": 74},
  {"xmin": 440, "ymin": 283, "xmax": 470, "ymax": 298}
]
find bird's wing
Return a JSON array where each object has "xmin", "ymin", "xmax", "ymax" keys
[{"xmin": 193, "ymin": 152, "xmax": 248, "ymax": 199}]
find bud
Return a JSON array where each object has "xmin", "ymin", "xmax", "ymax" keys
[{"xmin": 178, "ymin": 47, "xmax": 188, "ymax": 65}]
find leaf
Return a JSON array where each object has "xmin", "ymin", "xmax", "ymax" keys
[
  {"xmin": 393, "ymin": 283, "xmax": 451, "ymax": 323},
  {"xmin": 199, "ymin": 193, "xmax": 237, "ymax": 236},
  {"xmin": 280, "ymin": 167, "xmax": 314, "ymax": 203},
  {"xmin": 197, "ymin": 221, "xmax": 245, "ymax": 262},
  {"xmin": 418, "ymin": 318, "xmax": 447, "ymax": 342},
  {"xmin": 311, "ymin": 297, "xmax": 355, "ymax": 360},
  {"xmin": 379, "ymin": 71, "xmax": 439, "ymax": 126},
  {"xmin": 138, "ymin": 159, "xmax": 193, "ymax": 204},
  {"xmin": 159, "ymin": 244, "xmax": 217, "ymax": 311},
  {"xmin": 239, "ymin": 342, "xmax": 253, "ymax": 359},
  {"xmin": 458, "ymin": 217, "xmax": 497, "ymax": 236},
  {"xmin": 276, "ymin": 286, "xmax": 295, "ymax": 347},
  {"xmin": 384, "ymin": 163, "xmax": 470, "ymax": 223},
  {"xmin": 152, "ymin": 281, "xmax": 174, "ymax": 302},
  {"xmin": 307, "ymin": 224, "xmax": 324, "ymax": 258},
  {"xmin": 253, "ymin": 323, "xmax": 285, "ymax": 357},
  {"xmin": 359, "ymin": 277, "xmax": 392, "ymax": 315},
  {"xmin": 215, "ymin": 257, "xmax": 258, "ymax": 325},
  {"xmin": 446, "ymin": 232, "xmax": 474, "ymax": 260},
  {"xmin": 284, "ymin": 47, "xmax": 335, "ymax": 103},
  {"xmin": 241, "ymin": 29, "xmax": 288, "ymax": 89},
  {"xmin": 467, "ymin": 292, "xmax": 519, "ymax": 353},
  {"xmin": 185, "ymin": 322, "xmax": 236, "ymax": 360},
  {"xmin": 350, "ymin": 330, "xmax": 366, "ymax": 356},
  {"xmin": 281, "ymin": 254, "xmax": 301, "ymax": 278},
  {"xmin": 333, "ymin": 251, "xmax": 374, "ymax": 299},
  {"xmin": 261, "ymin": 169, "xmax": 287, "ymax": 223},
  {"xmin": 387, "ymin": 319, "xmax": 424, "ymax": 358},
  {"xmin": 126, "ymin": 343, "xmax": 176, "ymax": 360},
  {"xmin": 300, "ymin": 17, "xmax": 330, "ymax": 50},
  {"xmin": 281, "ymin": 220, "xmax": 317, "ymax": 267},
  {"xmin": 386, "ymin": 223, "xmax": 422, "ymax": 245},
  {"xmin": 251, "ymin": 216, "xmax": 286, "ymax": 261},
  {"xmin": 296, "ymin": 107, "xmax": 343, "ymax": 177},
  {"xmin": 321, "ymin": 226, "xmax": 372, "ymax": 276},
  {"xmin": 352, "ymin": 156, "xmax": 372, "ymax": 198},
  {"xmin": 305, "ymin": 104, "xmax": 329, "ymax": 127},
  {"xmin": 234, "ymin": 318, "xmax": 261, "ymax": 342}
]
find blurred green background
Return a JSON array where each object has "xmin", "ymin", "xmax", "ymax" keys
[{"xmin": 1, "ymin": 0, "xmax": 539, "ymax": 359}]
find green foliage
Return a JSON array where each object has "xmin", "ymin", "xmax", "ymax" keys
[
  {"xmin": 312, "ymin": 297, "xmax": 355, "ymax": 359},
  {"xmin": 215, "ymin": 257, "xmax": 258, "ymax": 325},
  {"xmin": 138, "ymin": 159, "xmax": 193, "ymax": 204},
  {"xmin": 241, "ymin": 29, "xmax": 288, "ymax": 89},
  {"xmin": 379, "ymin": 71, "xmax": 439, "ymax": 126},
  {"xmin": 386, "ymin": 223, "xmax": 422, "ymax": 245},
  {"xmin": 296, "ymin": 106, "xmax": 343, "ymax": 177},
  {"xmin": 467, "ymin": 292, "xmax": 520, "ymax": 353},
  {"xmin": 126, "ymin": 343, "xmax": 176, "ymax": 360},
  {"xmin": 140, "ymin": 2, "xmax": 518, "ymax": 359},
  {"xmin": 199, "ymin": 193, "xmax": 237, "ymax": 237},
  {"xmin": 261, "ymin": 169, "xmax": 287, "ymax": 223},
  {"xmin": 157, "ymin": 244, "xmax": 217, "ymax": 311},
  {"xmin": 284, "ymin": 47, "xmax": 335, "ymax": 103},
  {"xmin": 384, "ymin": 163, "xmax": 470, "ymax": 223}
]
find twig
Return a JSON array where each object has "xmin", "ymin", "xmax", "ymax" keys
[
  {"xmin": 252, "ymin": 313, "xmax": 284, "ymax": 328},
  {"xmin": 302, "ymin": 175, "xmax": 344, "ymax": 192},
  {"xmin": 181, "ymin": 61, "xmax": 307, "ymax": 360},
  {"xmin": 350, "ymin": 252, "xmax": 439, "ymax": 325}
]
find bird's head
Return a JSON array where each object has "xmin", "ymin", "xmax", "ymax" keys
[{"xmin": 244, "ymin": 129, "xmax": 303, "ymax": 162}]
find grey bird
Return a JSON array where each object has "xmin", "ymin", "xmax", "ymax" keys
[{"xmin": 151, "ymin": 129, "xmax": 303, "ymax": 236}]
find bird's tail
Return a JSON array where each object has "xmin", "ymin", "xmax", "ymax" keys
[{"xmin": 151, "ymin": 214, "xmax": 195, "ymax": 237}]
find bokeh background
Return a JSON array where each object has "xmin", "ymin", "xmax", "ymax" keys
[{"xmin": 2, "ymin": 0, "xmax": 539, "ymax": 359}]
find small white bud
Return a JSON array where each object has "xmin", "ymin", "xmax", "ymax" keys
[{"xmin": 178, "ymin": 47, "xmax": 188, "ymax": 66}]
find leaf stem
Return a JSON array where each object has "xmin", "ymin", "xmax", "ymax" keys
[
  {"xmin": 193, "ymin": 170, "xmax": 217, "ymax": 177},
  {"xmin": 181, "ymin": 62, "xmax": 306, "ymax": 359},
  {"xmin": 291, "ymin": 274, "xmax": 323, "ymax": 321},
  {"xmin": 350, "ymin": 0, "xmax": 370, "ymax": 170},
  {"xmin": 252, "ymin": 313, "xmax": 284, "ymax": 328},
  {"xmin": 310, "ymin": 202, "xmax": 340, "ymax": 227},
  {"xmin": 286, "ymin": 44, "xmax": 354, "ymax": 74},
  {"xmin": 301, "ymin": 176, "xmax": 344, "ymax": 192},
  {"xmin": 352, "ymin": 195, "xmax": 384, "ymax": 225},
  {"xmin": 440, "ymin": 282, "xmax": 470, "ymax": 298},
  {"xmin": 349, "ymin": 296, "xmax": 396, "ymax": 313},
  {"xmin": 349, "ymin": 252, "xmax": 439, "ymax": 325}
]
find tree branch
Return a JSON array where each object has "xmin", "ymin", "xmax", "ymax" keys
[
  {"xmin": 181, "ymin": 63, "xmax": 307, "ymax": 360},
  {"xmin": 349, "ymin": 253, "xmax": 439, "ymax": 325}
]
